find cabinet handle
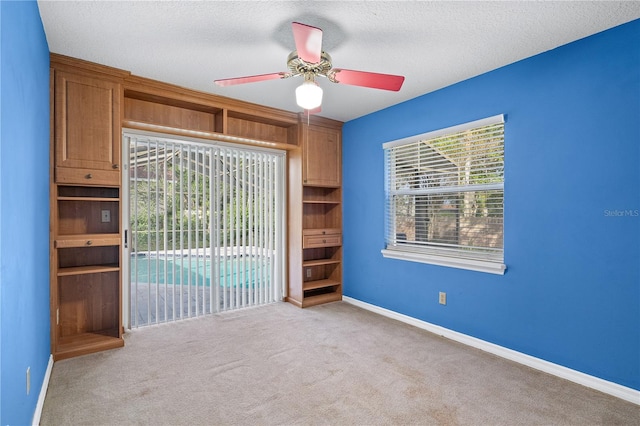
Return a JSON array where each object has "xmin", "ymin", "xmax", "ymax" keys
[
  {"xmin": 112, "ymin": 164, "xmax": 119, "ymax": 169},
  {"xmin": 322, "ymin": 231, "xmax": 326, "ymax": 234},
  {"xmin": 85, "ymin": 173, "xmax": 92, "ymax": 179},
  {"xmin": 86, "ymin": 240, "xmax": 92, "ymax": 246}
]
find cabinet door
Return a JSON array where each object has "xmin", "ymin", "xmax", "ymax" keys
[
  {"xmin": 303, "ymin": 125, "xmax": 341, "ymax": 187},
  {"xmin": 55, "ymin": 70, "xmax": 121, "ymax": 182}
]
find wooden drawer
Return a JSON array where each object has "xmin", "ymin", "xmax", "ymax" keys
[
  {"xmin": 303, "ymin": 229, "xmax": 341, "ymax": 248},
  {"xmin": 56, "ymin": 167, "xmax": 120, "ymax": 186},
  {"xmin": 303, "ymin": 228, "xmax": 341, "ymax": 236},
  {"xmin": 55, "ymin": 234, "xmax": 120, "ymax": 248}
]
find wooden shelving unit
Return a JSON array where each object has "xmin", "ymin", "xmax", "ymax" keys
[
  {"xmin": 287, "ymin": 117, "xmax": 343, "ymax": 308},
  {"xmin": 50, "ymin": 57, "xmax": 125, "ymax": 360},
  {"xmin": 50, "ymin": 53, "xmax": 345, "ymax": 358},
  {"xmin": 51, "ymin": 184, "xmax": 124, "ymax": 360}
]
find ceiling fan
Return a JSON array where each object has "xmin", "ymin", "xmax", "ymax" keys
[{"xmin": 214, "ymin": 22, "xmax": 405, "ymax": 111}]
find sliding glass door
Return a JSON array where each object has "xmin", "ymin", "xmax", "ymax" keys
[{"xmin": 123, "ymin": 130, "xmax": 285, "ymax": 328}]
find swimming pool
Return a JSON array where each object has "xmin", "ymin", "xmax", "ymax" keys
[{"xmin": 130, "ymin": 255, "xmax": 269, "ymax": 288}]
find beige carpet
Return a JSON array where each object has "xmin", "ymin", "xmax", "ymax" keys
[{"xmin": 41, "ymin": 301, "xmax": 640, "ymax": 425}]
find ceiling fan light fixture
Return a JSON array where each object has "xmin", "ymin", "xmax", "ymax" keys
[{"xmin": 295, "ymin": 76, "xmax": 323, "ymax": 110}]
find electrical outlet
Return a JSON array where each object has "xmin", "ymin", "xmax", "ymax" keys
[
  {"xmin": 101, "ymin": 209, "xmax": 111, "ymax": 223},
  {"xmin": 26, "ymin": 367, "xmax": 31, "ymax": 395},
  {"xmin": 439, "ymin": 292, "xmax": 447, "ymax": 305}
]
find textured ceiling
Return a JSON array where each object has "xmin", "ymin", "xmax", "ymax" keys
[{"xmin": 38, "ymin": 1, "xmax": 640, "ymax": 122}]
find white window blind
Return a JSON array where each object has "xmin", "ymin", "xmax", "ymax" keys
[{"xmin": 382, "ymin": 115, "xmax": 505, "ymax": 274}]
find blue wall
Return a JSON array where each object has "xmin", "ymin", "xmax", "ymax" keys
[
  {"xmin": 0, "ymin": 1, "xmax": 51, "ymax": 424},
  {"xmin": 343, "ymin": 20, "xmax": 640, "ymax": 390}
]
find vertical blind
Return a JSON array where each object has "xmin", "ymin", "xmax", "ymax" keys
[
  {"xmin": 124, "ymin": 131, "xmax": 285, "ymax": 328},
  {"xmin": 383, "ymin": 115, "xmax": 505, "ymax": 262}
]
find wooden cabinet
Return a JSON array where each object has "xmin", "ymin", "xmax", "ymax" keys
[
  {"xmin": 51, "ymin": 186, "xmax": 123, "ymax": 360},
  {"xmin": 48, "ymin": 54, "xmax": 347, "ymax": 352},
  {"xmin": 54, "ymin": 69, "xmax": 122, "ymax": 186},
  {"xmin": 288, "ymin": 118, "xmax": 343, "ymax": 308},
  {"xmin": 302, "ymin": 125, "xmax": 341, "ymax": 186},
  {"xmin": 50, "ymin": 56, "xmax": 126, "ymax": 360}
]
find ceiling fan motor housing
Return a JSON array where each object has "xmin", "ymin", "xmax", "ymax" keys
[{"xmin": 287, "ymin": 51, "xmax": 333, "ymax": 79}]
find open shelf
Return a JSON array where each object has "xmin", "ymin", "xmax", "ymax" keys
[
  {"xmin": 52, "ymin": 183, "xmax": 122, "ymax": 360},
  {"xmin": 58, "ymin": 199, "xmax": 119, "ymax": 235},
  {"xmin": 301, "ymin": 291, "xmax": 342, "ymax": 308},
  {"xmin": 58, "ymin": 186, "xmax": 119, "ymax": 198},
  {"xmin": 58, "ymin": 196, "xmax": 119, "ymax": 202},
  {"xmin": 303, "ymin": 186, "xmax": 341, "ymax": 203},
  {"xmin": 303, "ymin": 279, "xmax": 340, "ymax": 291},
  {"xmin": 303, "ymin": 258, "xmax": 341, "ymax": 267},
  {"xmin": 124, "ymin": 92, "xmax": 223, "ymax": 133},
  {"xmin": 303, "ymin": 204, "xmax": 341, "ymax": 230},
  {"xmin": 58, "ymin": 271, "xmax": 120, "ymax": 341},
  {"xmin": 56, "ymin": 332, "xmax": 124, "ymax": 360},
  {"xmin": 57, "ymin": 264, "xmax": 120, "ymax": 277},
  {"xmin": 303, "ymin": 199, "xmax": 341, "ymax": 204}
]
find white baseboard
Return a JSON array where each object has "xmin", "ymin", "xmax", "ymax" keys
[
  {"xmin": 343, "ymin": 296, "xmax": 640, "ymax": 406},
  {"xmin": 32, "ymin": 354, "xmax": 53, "ymax": 426}
]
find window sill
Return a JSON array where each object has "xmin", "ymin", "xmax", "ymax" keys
[{"xmin": 381, "ymin": 249, "xmax": 506, "ymax": 275}]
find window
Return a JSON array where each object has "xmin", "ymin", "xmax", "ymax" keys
[{"xmin": 382, "ymin": 115, "xmax": 505, "ymax": 274}]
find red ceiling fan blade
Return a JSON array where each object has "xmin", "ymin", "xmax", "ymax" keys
[
  {"xmin": 292, "ymin": 22, "xmax": 322, "ymax": 63},
  {"xmin": 331, "ymin": 69, "xmax": 405, "ymax": 91},
  {"xmin": 214, "ymin": 72, "xmax": 286, "ymax": 87}
]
